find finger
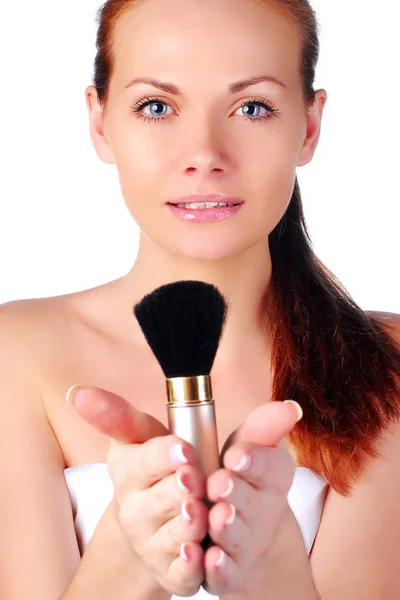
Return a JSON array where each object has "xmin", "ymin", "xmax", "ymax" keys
[
  {"xmin": 117, "ymin": 464, "xmax": 208, "ymax": 597},
  {"xmin": 66, "ymin": 385, "xmax": 168, "ymax": 445},
  {"xmin": 118, "ymin": 468, "xmax": 208, "ymax": 553},
  {"xmin": 222, "ymin": 442, "xmax": 295, "ymax": 494},
  {"xmin": 206, "ymin": 468, "xmax": 286, "ymax": 560},
  {"xmin": 107, "ymin": 434, "xmax": 198, "ymax": 493},
  {"xmin": 150, "ymin": 463, "xmax": 208, "ymax": 523},
  {"xmin": 203, "ymin": 545, "xmax": 242, "ymax": 597},
  {"xmin": 150, "ymin": 495, "xmax": 208, "ymax": 562},
  {"xmin": 208, "ymin": 447, "xmax": 293, "ymax": 513},
  {"xmin": 163, "ymin": 542, "xmax": 205, "ymax": 597},
  {"xmin": 207, "ymin": 499, "xmax": 252, "ymax": 568},
  {"xmin": 235, "ymin": 400, "xmax": 303, "ymax": 448}
]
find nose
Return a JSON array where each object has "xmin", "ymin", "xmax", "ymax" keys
[
  {"xmin": 184, "ymin": 147, "xmax": 229, "ymax": 178},
  {"xmin": 182, "ymin": 122, "xmax": 231, "ymax": 177},
  {"xmin": 186, "ymin": 162, "xmax": 224, "ymax": 175}
]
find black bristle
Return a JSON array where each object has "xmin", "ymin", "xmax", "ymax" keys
[{"xmin": 133, "ymin": 281, "xmax": 228, "ymax": 378}]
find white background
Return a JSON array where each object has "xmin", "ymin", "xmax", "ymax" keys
[{"xmin": 0, "ymin": 1, "xmax": 399, "ymax": 311}]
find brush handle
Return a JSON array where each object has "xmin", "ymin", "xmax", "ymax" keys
[{"xmin": 167, "ymin": 401, "xmax": 220, "ymax": 553}]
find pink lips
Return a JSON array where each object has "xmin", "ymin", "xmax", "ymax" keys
[
  {"xmin": 167, "ymin": 193, "xmax": 244, "ymax": 223},
  {"xmin": 168, "ymin": 203, "xmax": 243, "ymax": 222},
  {"xmin": 169, "ymin": 193, "xmax": 244, "ymax": 205}
]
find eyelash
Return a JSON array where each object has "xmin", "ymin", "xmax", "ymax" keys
[{"xmin": 130, "ymin": 96, "xmax": 281, "ymax": 123}]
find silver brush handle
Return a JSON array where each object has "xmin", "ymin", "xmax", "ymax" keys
[
  {"xmin": 167, "ymin": 398, "xmax": 220, "ymax": 552},
  {"xmin": 167, "ymin": 401, "xmax": 220, "ymax": 479}
]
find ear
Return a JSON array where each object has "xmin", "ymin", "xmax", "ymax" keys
[
  {"xmin": 297, "ymin": 89, "xmax": 328, "ymax": 167},
  {"xmin": 85, "ymin": 85, "xmax": 116, "ymax": 165}
]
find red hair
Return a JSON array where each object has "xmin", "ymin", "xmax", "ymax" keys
[{"xmin": 91, "ymin": 0, "xmax": 400, "ymax": 495}]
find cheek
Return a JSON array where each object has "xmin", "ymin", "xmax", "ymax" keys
[
  {"xmin": 246, "ymin": 128, "xmax": 299, "ymax": 174},
  {"xmin": 242, "ymin": 139, "xmax": 297, "ymax": 223},
  {"xmin": 115, "ymin": 140, "xmax": 170, "ymax": 206},
  {"xmin": 132, "ymin": 137, "xmax": 171, "ymax": 171}
]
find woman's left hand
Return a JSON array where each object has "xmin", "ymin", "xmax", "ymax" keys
[{"xmin": 202, "ymin": 400, "xmax": 303, "ymax": 597}]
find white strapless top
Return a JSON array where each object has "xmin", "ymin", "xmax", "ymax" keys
[{"xmin": 64, "ymin": 463, "xmax": 328, "ymax": 600}]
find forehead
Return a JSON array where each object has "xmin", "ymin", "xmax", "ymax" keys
[{"xmin": 112, "ymin": 0, "xmax": 300, "ymax": 88}]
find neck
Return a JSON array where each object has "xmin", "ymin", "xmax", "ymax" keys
[{"xmin": 113, "ymin": 234, "xmax": 273, "ymax": 366}]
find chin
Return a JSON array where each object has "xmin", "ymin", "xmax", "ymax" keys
[{"xmin": 162, "ymin": 235, "xmax": 261, "ymax": 262}]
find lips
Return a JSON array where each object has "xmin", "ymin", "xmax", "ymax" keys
[
  {"xmin": 168, "ymin": 194, "xmax": 244, "ymax": 206},
  {"xmin": 167, "ymin": 202, "xmax": 243, "ymax": 222}
]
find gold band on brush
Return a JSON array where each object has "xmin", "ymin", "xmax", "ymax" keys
[{"xmin": 166, "ymin": 375, "xmax": 212, "ymax": 405}]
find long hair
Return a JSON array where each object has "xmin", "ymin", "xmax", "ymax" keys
[{"xmin": 90, "ymin": 0, "xmax": 400, "ymax": 495}]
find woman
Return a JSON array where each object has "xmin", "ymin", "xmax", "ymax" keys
[{"xmin": 1, "ymin": 0, "xmax": 400, "ymax": 598}]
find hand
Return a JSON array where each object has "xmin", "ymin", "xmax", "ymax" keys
[
  {"xmin": 67, "ymin": 386, "xmax": 209, "ymax": 597},
  {"xmin": 201, "ymin": 400, "xmax": 303, "ymax": 597}
]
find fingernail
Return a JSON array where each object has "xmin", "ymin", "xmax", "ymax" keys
[
  {"xmin": 284, "ymin": 400, "xmax": 303, "ymax": 422},
  {"xmin": 177, "ymin": 472, "xmax": 191, "ymax": 493},
  {"xmin": 180, "ymin": 542, "xmax": 192, "ymax": 563},
  {"xmin": 231, "ymin": 454, "xmax": 252, "ymax": 472},
  {"xmin": 182, "ymin": 500, "xmax": 194, "ymax": 524},
  {"xmin": 224, "ymin": 504, "xmax": 236, "ymax": 527},
  {"xmin": 216, "ymin": 549, "xmax": 227, "ymax": 570},
  {"xmin": 66, "ymin": 385, "xmax": 81, "ymax": 405},
  {"xmin": 219, "ymin": 476, "xmax": 234, "ymax": 499},
  {"xmin": 169, "ymin": 444, "xmax": 190, "ymax": 465}
]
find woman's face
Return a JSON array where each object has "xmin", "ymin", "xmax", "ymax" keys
[{"xmin": 86, "ymin": 0, "xmax": 326, "ymax": 261}]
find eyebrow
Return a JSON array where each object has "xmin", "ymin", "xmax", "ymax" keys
[{"xmin": 124, "ymin": 74, "xmax": 287, "ymax": 94}]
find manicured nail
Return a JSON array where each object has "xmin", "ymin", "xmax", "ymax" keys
[
  {"xmin": 180, "ymin": 542, "xmax": 191, "ymax": 563},
  {"xmin": 224, "ymin": 504, "xmax": 236, "ymax": 527},
  {"xmin": 219, "ymin": 476, "xmax": 234, "ymax": 498},
  {"xmin": 177, "ymin": 472, "xmax": 191, "ymax": 493},
  {"xmin": 284, "ymin": 400, "xmax": 303, "ymax": 422},
  {"xmin": 182, "ymin": 500, "xmax": 194, "ymax": 524},
  {"xmin": 231, "ymin": 454, "xmax": 252, "ymax": 472},
  {"xmin": 66, "ymin": 385, "xmax": 81, "ymax": 404},
  {"xmin": 216, "ymin": 549, "xmax": 227, "ymax": 570},
  {"xmin": 169, "ymin": 444, "xmax": 190, "ymax": 465}
]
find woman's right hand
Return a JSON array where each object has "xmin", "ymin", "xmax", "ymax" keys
[
  {"xmin": 67, "ymin": 385, "xmax": 208, "ymax": 597},
  {"xmin": 108, "ymin": 434, "xmax": 208, "ymax": 596}
]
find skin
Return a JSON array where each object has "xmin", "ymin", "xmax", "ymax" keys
[{"xmin": 85, "ymin": 0, "xmax": 327, "ymax": 368}]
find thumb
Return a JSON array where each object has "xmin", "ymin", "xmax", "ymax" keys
[
  {"xmin": 235, "ymin": 401, "xmax": 303, "ymax": 448},
  {"xmin": 66, "ymin": 385, "xmax": 169, "ymax": 447}
]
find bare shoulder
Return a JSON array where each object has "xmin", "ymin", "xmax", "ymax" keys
[
  {"xmin": 0, "ymin": 293, "xmax": 100, "ymax": 425},
  {"xmin": 0, "ymin": 289, "xmax": 138, "ymax": 467},
  {"xmin": 0, "ymin": 298, "xmax": 53, "ymax": 393},
  {"xmin": 0, "ymin": 298, "xmax": 84, "ymax": 596},
  {"xmin": 0, "ymin": 297, "xmax": 74, "ymax": 435},
  {"xmin": 0, "ymin": 295, "xmax": 80, "ymax": 372},
  {"xmin": 367, "ymin": 309, "xmax": 400, "ymax": 352},
  {"xmin": 310, "ymin": 309, "xmax": 400, "ymax": 597},
  {"xmin": 0, "ymin": 289, "xmax": 111, "ymax": 374},
  {"xmin": 0, "ymin": 296, "xmax": 71, "ymax": 455},
  {"xmin": 0, "ymin": 296, "xmax": 50, "ymax": 339},
  {"xmin": 0, "ymin": 295, "xmax": 78, "ymax": 337},
  {"xmin": 366, "ymin": 308, "xmax": 400, "ymax": 329}
]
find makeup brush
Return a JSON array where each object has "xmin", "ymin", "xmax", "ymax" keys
[{"xmin": 133, "ymin": 280, "xmax": 229, "ymax": 553}]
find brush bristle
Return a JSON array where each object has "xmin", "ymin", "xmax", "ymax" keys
[{"xmin": 133, "ymin": 280, "xmax": 228, "ymax": 378}]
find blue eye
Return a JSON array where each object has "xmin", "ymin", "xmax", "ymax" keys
[
  {"xmin": 130, "ymin": 96, "xmax": 280, "ymax": 123},
  {"xmin": 238, "ymin": 99, "xmax": 278, "ymax": 120}
]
